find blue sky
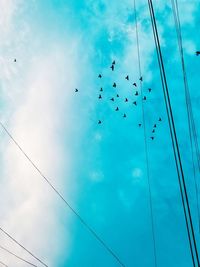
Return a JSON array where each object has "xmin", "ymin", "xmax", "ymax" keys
[{"xmin": 0, "ymin": 0, "xmax": 200, "ymax": 266}]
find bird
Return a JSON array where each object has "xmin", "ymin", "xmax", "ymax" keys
[
  {"xmin": 139, "ymin": 76, "xmax": 143, "ymax": 81},
  {"xmin": 14, "ymin": 59, "xmax": 17, "ymax": 62},
  {"xmin": 154, "ymin": 124, "xmax": 157, "ymax": 128},
  {"xmin": 125, "ymin": 75, "xmax": 129, "ymax": 81},
  {"xmin": 133, "ymin": 83, "xmax": 137, "ymax": 87},
  {"xmin": 143, "ymin": 96, "xmax": 147, "ymax": 100},
  {"xmin": 98, "ymin": 74, "xmax": 102, "ymax": 78},
  {"xmin": 99, "ymin": 94, "xmax": 102, "ymax": 99},
  {"xmin": 123, "ymin": 113, "xmax": 127, "ymax": 118},
  {"xmin": 148, "ymin": 88, "xmax": 152, "ymax": 92},
  {"xmin": 196, "ymin": 51, "xmax": 200, "ymax": 56},
  {"xmin": 125, "ymin": 98, "xmax": 128, "ymax": 102},
  {"xmin": 135, "ymin": 91, "xmax": 139, "ymax": 96},
  {"xmin": 158, "ymin": 117, "xmax": 162, "ymax": 122},
  {"xmin": 150, "ymin": 136, "xmax": 154, "ymax": 140},
  {"xmin": 139, "ymin": 123, "xmax": 142, "ymax": 127},
  {"xmin": 110, "ymin": 97, "xmax": 114, "ymax": 101},
  {"xmin": 112, "ymin": 60, "xmax": 116, "ymax": 65},
  {"xmin": 113, "ymin": 82, "xmax": 116, "ymax": 88},
  {"xmin": 152, "ymin": 129, "xmax": 155, "ymax": 133},
  {"xmin": 100, "ymin": 88, "xmax": 103, "ymax": 92},
  {"xmin": 75, "ymin": 88, "xmax": 78, "ymax": 92},
  {"xmin": 115, "ymin": 107, "xmax": 119, "ymax": 111},
  {"xmin": 116, "ymin": 94, "xmax": 119, "ymax": 97},
  {"xmin": 98, "ymin": 120, "xmax": 102, "ymax": 124},
  {"xmin": 133, "ymin": 101, "xmax": 137, "ymax": 106},
  {"xmin": 110, "ymin": 65, "xmax": 114, "ymax": 71}
]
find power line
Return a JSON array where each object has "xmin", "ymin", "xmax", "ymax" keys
[
  {"xmin": 171, "ymin": 0, "xmax": 200, "ymax": 232},
  {"xmin": 0, "ymin": 227, "xmax": 48, "ymax": 267},
  {"xmin": 0, "ymin": 245, "xmax": 37, "ymax": 267},
  {"xmin": 0, "ymin": 260, "xmax": 8, "ymax": 267},
  {"xmin": 0, "ymin": 121, "xmax": 125, "ymax": 267},
  {"xmin": 133, "ymin": 1, "xmax": 157, "ymax": 266},
  {"xmin": 147, "ymin": 0, "xmax": 200, "ymax": 266}
]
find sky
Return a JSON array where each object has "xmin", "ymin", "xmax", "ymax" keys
[{"xmin": 0, "ymin": 0, "xmax": 200, "ymax": 266}]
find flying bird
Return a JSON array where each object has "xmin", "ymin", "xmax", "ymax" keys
[
  {"xmin": 148, "ymin": 88, "xmax": 152, "ymax": 92},
  {"xmin": 139, "ymin": 123, "xmax": 142, "ymax": 127},
  {"xmin": 123, "ymin": 113, "xmax": 127, "ymax": 118},
  {"xmin": 110, "ymin": 65, "xmax": 114, "ymax": 71},
  {"xmin": 125, "ymin": 98, "xmax": 128, "ymax": 102},
  {"xmin": 196, "ymin": 51, "xmax": 200, "ymax": 56},
  {"xmin": 98, "ymin": 120, "xmax": 102, "ymax": 124},
  {"xmin": 113, "ymin": 82, "xmax": 116, "ymax": 88},
  {"xmin": 133, "ymin": 83, "xmax": 137, "ymax": 87},
  {"xmin": 133, "ymin": 101, "xmax": 137, "ymax": 106},
  {"xmin": 100, "ymin": 88, "xmax": 103, "ymax": 92},
  {"xmin": 154, "ymin": 124, "xmax": 157, "ymax": 128},
  {"xmin": 152, "ymin": 129, "xmax": 155, "ymax": 133},
  {"xmin": 143, "ymin": 96, "xmax": 147, "ymax": 100},
  {"xmin": 75, "ymin": 88, "xmax": 78, "ymax": 92},
  {"xmin": 125, "ymin": 75, "xmax": 129, "ymax": 81},
  {"xmin": 98, "ymin": 74, "xmax": 102, "ymax": 78},
  {"xmin": 135, "ymin": 91, "xmax": 139, "ymax": 96},
  {"xmin": 139, "ymin": 76, "xmax": 143, "ymax": 81},
  {"xmin": 150, "ymin": 136, "xmax": 154, "ymax": 140},
  {"xmin": 116, "ymin": 94, "xmax": 119, "ymax": 97},
  {"xmin": 112, "ymin": 60, "xmax": 116, "ymax": 65},
  {"xmin": 110, "ymin": 97, "xmax": 114, "ymax": 101},
  {"xmin": 14, "ymin": 59, "xmax": 17, "ymax": 62},
  {"xmin": 159, "ymin": 117, "xmax": 162, "ymax": 122},
  {"xmin": 115, "ymin": 107, "xmax": 119, "ymax": 111},
  {"xmin": 99, "ymin": 94, "xmax": 102, "ymax": 99}
]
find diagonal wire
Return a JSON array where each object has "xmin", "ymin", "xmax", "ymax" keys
[
  {"xmin": 0, "ymin": 121, "xmax": 125, "ymax": 267},
  {"xmin": 0, "ymin": 227, "xmax": 48, "ymax": 267},
  {"xmin": 147, "ymin": 0, "xmax": 200, "ymax": 266},
  {"xmin": 0, "ymin": 245, "xmax": 38, "ymax": 267},
  {"xmin": 133, "ymin": 1, "xmax": 157, "ymax": 266},
  {"xmin": 0, "ymin": 260, "xmax": 8, "ymax": 267}
]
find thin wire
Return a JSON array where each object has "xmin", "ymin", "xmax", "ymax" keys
[
  {"xmin": 171, "ymin": 0, "xmax": 200, "ymax": 232},
  {"xmin": 0, "ymin": 227, "xmax": 48, "ymax": 267},
  {"xmin": 0, "ymin": 121, "xmax": 125, "ymax": 267},
  {"xmin": 0, "ymin": 245, "xmax": 37, "ymax": 267},
  {"xmin": 148, "ymin": 0, "xmax": 200, "ymax": 266},
  {"xmin": 133, "ymin": 1, "xmax": 157, "ymax": 266},
  {"xmin": 0, "ymin": 260, "xmax": 8, "ymax": 267}
]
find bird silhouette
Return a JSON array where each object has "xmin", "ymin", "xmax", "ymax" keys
[
  {"xmin": 143, "ymin": 96, "xmax": 147, "ymax": 100},
  {"xmin": 98, "ymin": 74, "xmax": 102, "ymax": 78},
  {"xmin": 150, "ymin": 136, "xmax": 154, "ymax": 140},
  {"xmin": 115, "ymin": 107, "xmax": 119, "ymax": 111},
  {"xmin": 75, "ymin": 88, "xmax": 78, "ymax": 92},
  {"xmin": 99, "ymin": 94, "xmax": 102, "ymax": 99},
  {"xmin": 148, "ymin": 88, "xmax": 152, "ymax": 92},
  {"xmin": 154, "ymin": 124, "xmax": 157, "ymax": 128},
  {"xmin": 133, "ymin": 101, "xmax": 137, "ymax": 106},
  {"xmin": 135, "ymin": 91, "xmax": 139, "ymax": 96},
  {"xmin": 125, "ymin": 98, "xmax": 128, "ymax": 102},
  {"xmin": 125, "ymin": 75, "xmax": 129, "ymax": 81},
  {"xmin": 116, "ymin": 94, "xmax": 119, "ymax": 97},
  {"xmin": 14, "ymin": 59, "xmax": 17, "ymax": 62},
  {"xmin": 100, "ymin": 88, "xmax": 103, "ymax": 92},
  {"xmin": 113, "ymin": 82, "xmax": 116, "ymax": 88},
  {"xmin": 110, "ymin": 97, "xmax": 114, "ymax": 101},
  {"xmin": 158, "ymin": 117, "xmax": 162, "ymax": 122},
  {"xmin": 123, "ymin": 113, "xmax": 127, "ymax": 118},
  {"xmin": 139, "ymin": 123, "xmax": 142, "ymax": 127},
  {"xmin": 152, "ymin": 129, "xmax": 155, "ymax": 133},
  {"xmin": 111, "ymin": 65, "xmax": 114, "ymax": 71},
  {"xmin": 139, "ymin": 76, "xmax": 143, "ymax": 81},
  {"xmin": 98, "ymin": 120, "xmax": 102, "ymax": 124},
  {"xmin": 196, "ymin": 51, "xmax": 200, "ymax": 56},
  {"xmin": 112, "ymin": 60, "xmax": 116, "ymax": 65},
  {"xmin": 133, "ymin": 83, "xmax": 137, "ymax": 87}
]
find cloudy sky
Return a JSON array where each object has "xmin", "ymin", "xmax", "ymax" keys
[{"xmin": 0, "ymin": 0, "xmax": 200, "ymax": 266}]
